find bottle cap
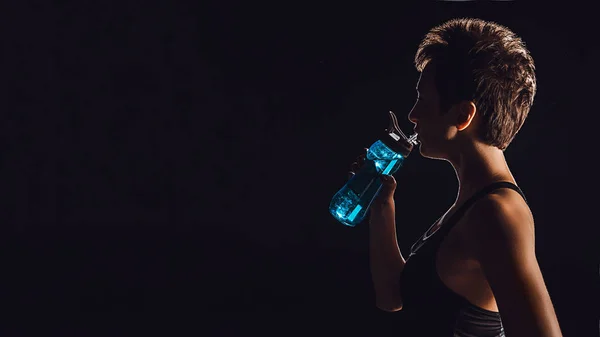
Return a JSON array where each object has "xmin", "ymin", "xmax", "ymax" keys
[{"xmin": 380, "ymin": 111, "xmax": 418, "ymax": 157}]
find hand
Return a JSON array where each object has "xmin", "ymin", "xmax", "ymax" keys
[
  {"xmin": 347, "ymin": 147, "xmax": 368, "ymax": 180},
  {"xmin": 374, "ymin": 174, "xmax": 397, "ymax": 206},
  {"xmin": 347, "ymin": 148, "xmax": 397, "ymax": 207}
]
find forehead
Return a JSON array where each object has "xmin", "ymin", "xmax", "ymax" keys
[{"xmin": 416, "ymin": 63, "xmax": 436, "ymax": 93}]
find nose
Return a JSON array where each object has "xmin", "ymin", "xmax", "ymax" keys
[
  {"xmin": 408, "ymin": 113, "xmax": 417, "ymax": 125},
  {"xmin": 407, "ymin": 103, "xmax": 418, "ymax": 125}
]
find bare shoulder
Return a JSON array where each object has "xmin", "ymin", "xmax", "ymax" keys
[
  {"xmin": 465, "ymin": 188, "xmax": 535, "ymax": 260},
  {"xmin": 461, "ymin": 188, "xmax": 564, "ymax": 336},
  {"xmin": 462, "ymin": 187, "xmax": 536, "ymax": 257}
]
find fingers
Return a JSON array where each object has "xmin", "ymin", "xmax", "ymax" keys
[
  {"xmin": 380, "ymin": 174, "xmax": 396, "ymax": 182},
  {"xmin": 379, "ymin": 174, "xmax": 397, "ymax": 189},
  {"xmin": 361, "ymin": 147, "xmax": 368, "ymax": 159},
  {"xmin": 347, "ymin": 147, "xmax": 370, "ymax": 180},
  {"xmin": 354, "ymin": 148, "xmax": 368, "ymax": 167},
  {"xmin": 357, "ymin": 154, "xmax": 365, "ymax": 166},
  {"xmin": 375, "ymin": 174, "xmax": 397, "ymax": 200}
]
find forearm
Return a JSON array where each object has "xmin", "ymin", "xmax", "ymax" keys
[{"xmin": 369, "ymin": 201, "xmax": 406, "ymax": 309}]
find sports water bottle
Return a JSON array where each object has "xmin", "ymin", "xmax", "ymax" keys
[{"xmin": 329, "ymin": 111, "xmax": 418, "ymax": 227}]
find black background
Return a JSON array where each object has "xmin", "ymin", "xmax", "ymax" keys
[{"xmin": 2, "ymin": 1, "xmax": 596, "ymax": 336}]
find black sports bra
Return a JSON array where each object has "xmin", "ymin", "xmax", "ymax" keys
[{"xmin": 399, "ymin": 181, "xmax": 527, "ymax": 337}]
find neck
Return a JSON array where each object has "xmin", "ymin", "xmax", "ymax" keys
[{"xmin": 448, "ymin": 141, "xmax": 515, "ymax": 207}]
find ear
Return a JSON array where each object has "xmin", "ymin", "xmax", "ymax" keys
[{"xmin": 456, "ymin": 101, "xmax": 477, "ymax": 131}]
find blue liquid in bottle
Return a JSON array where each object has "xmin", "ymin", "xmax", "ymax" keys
[
  {"xmin": 329, "ymin": 111, "xmax": 417, "ymax": 227},
  {"xmin": 329, "ymin": 140, "xmax": 405, "ymax": 227}
]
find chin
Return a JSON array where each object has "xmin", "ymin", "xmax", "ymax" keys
[{"xmin": 418, "ymin": 143, "xmax": 447, "ymax": 161}]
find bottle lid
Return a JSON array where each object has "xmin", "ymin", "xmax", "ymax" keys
[{"xmin": 380, "ymin": 111, "xmax": 418, "ymax": 157}]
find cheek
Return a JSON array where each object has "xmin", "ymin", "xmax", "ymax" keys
[
  {"xmin": 438, "ymin": 114, "xmax": 457, "ymax": 139},
  {"xmin": 445, "ymin": 127, "xmax": 458, "ymax": 140}
]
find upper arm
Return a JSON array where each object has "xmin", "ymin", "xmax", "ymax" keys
[{"xmin": 469, "ymin": 195, "xmax": 563, "ymax": 337}]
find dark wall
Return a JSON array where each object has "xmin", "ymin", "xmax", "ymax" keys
[{"xmin": 3, "ymin": 1, "xmax": 594, "ymax": 336}]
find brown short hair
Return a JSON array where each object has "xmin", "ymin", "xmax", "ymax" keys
[{"xmin": 415, "ymin": 18, "xmax": 537, "ymax": 150}]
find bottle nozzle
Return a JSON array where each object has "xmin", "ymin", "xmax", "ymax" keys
[
  {"xmin": 386, "ymin": 111, "xmax": 418, "ymax": 145},
  {"xmin": 407, "ymin": 132, "xmax": 419, "ymax": 146}
]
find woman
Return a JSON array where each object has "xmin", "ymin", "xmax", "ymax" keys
[{"xmin": 350, "ymin": 18, "xmax": 563, "ymax": 337}]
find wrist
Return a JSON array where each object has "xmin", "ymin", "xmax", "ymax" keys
[{"xmin": 371, "ymin": 198, "xmax": 395, "ymax": 210}]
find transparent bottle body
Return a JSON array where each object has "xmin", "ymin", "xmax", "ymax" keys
[{"xmin": 329, "ymin": 140, "xmax": 405, "ymax": 227}]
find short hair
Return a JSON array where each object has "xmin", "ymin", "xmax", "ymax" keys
[{"xmin": 415, "ymin": 18, "xmax": 537, "ymax": 150}]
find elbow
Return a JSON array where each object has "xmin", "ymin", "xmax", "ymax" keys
[
  {"xmin": 376, "ymin": 299, "xmax": 403, "ymax": 312},
  {"xmin": 372, "ymin": 275, "xmax": 404, "ymax": 312},
  {"xmin": 374, "ymin": 290, "xmax": 403, "ymax": 312}
]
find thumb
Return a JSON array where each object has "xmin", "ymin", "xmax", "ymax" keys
[
  {"xmin": 378, "ymin": 174, "xmax": 397, "ymax": 192},
  {"xmin": 380, "ymin": 174, "xmax": 395, "ymax": 183}
]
